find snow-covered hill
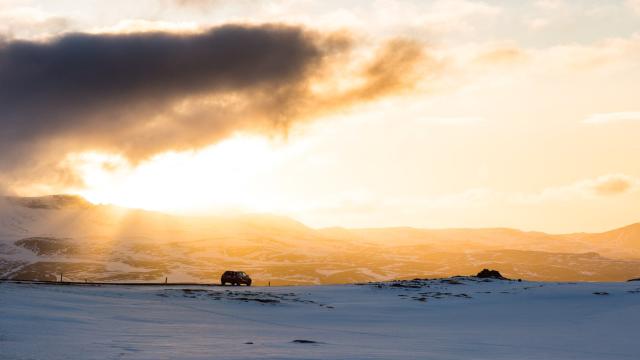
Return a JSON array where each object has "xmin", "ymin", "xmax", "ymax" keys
[
  {"xmin": 1, "ymin": 278, "xmax": 639, "ymax": 359},
  {"xmin": 2, "ymin": 195, "xmax": 640, "ymax": 284}
]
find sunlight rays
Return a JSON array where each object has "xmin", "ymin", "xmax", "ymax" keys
[{"xmin": 71, "ymin": 134, "xmax": 307, "ymax": 214}]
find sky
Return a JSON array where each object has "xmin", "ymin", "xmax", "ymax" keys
[{"xmin": 0, "ymin": 0, "xmax": 639, "ymax": 233}]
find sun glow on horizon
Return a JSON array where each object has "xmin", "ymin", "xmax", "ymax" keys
[{"xmin": 71, "ymin": 134, "xmax": 306, "ymax": 214}]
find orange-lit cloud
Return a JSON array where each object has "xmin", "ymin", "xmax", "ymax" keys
[
  {"xmin": 509, "ymin": 174, "xmax": 640, "ymax": 204},
  {"xmin": 474, "ymin": 46, "xmax": 527, "ymax": 65},
  {"xmin": 585, "ymin": 174, "xmax": 638, "ymax": 196}
]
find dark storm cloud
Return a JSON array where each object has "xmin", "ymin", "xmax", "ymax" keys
[
  {"xmin": 0, "ymin": 24, "xmax": 427, "ymax": 188},
  {"xmin": 0, "ymin": 24, "xmax": 321, "ymax": 154}
]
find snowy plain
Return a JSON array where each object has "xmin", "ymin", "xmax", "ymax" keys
[{"xmin": 1, "ymin": 278, "xmax": 639, "ymax": 360}]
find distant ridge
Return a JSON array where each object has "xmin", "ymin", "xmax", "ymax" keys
[
  {"xmin": 5, "ymin": 194, "xmax": 92, "ymax": 210},
  {"xmin": 3, "ymin": 194, "xmax": 640, "ymax": 238}
]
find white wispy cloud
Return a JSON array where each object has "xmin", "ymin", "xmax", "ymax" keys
[
  {"xmin": 527, "ymin": 17, "xmax": 550, "ymax": 30},
  {"xmin": 534, "ymin": 0, "xmax": 564, "ymax": 10},
  {"xmin": 399, "ymin": 174, "xmax": 640, "ymax": 208},
  {"xmin": 583, "ymin": 111, "xmax": 640, "ymax": 124},
  {"xmin": 322, "ymin": 174, "xmax": 639, "ymax": 211},
  {"xmin": 511, "ymin": 174, "xmax": 640, "ymax": 204},
  {"xmin": 627, "ymin": 0, "xmax": 640, "ymax": 14},
  {"xmin": 417, "ymin": 116, "xmax": 484, "ymax": 126},
  {"xmin": 0, "ymin": 6, "xmax": 72, "ymax": 40}
]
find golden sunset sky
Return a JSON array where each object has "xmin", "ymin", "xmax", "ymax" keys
[{"xmin": 1, "ymin": 0, "xmax": 639, "ymax": 232}]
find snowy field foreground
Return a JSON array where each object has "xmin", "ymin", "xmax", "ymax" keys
[{"xmin": 1, "ymin": 278, "xmax": 639, "ymax": 360}]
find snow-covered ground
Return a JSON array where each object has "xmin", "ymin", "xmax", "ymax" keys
[{"xmin": 1, "ymin": 278, "xmax": 639, "ymax": 360}]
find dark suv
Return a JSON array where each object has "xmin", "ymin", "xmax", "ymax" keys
[{"xmin": 221, "ymin": 271, "xmax": 252, "ymax": 286}]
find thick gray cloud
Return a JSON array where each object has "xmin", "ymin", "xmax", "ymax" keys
[
  {"xmin": 0, "ymin": 25, "xmax": 322, "ymax": 157},
  {"xmin": 0, "ymin": 24, "xmax": 426, "ymax": 189}
]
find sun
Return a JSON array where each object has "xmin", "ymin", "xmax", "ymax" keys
[{"xmin": 70, "ymin": 134, "xmax": 297, "ymax": 214}]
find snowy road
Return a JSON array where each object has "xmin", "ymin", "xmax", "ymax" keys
[{"xmin": 1, "ymin": 279, "xmax": 639, "ymax": 359}]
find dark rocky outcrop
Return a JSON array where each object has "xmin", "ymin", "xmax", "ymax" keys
[{"xmin": 475, "ymin": 269, "xmax": 508, "ymax": 280}]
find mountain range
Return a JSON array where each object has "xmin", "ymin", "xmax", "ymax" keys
[{"xmin": 1, "ymin": 195, "xmax": 639, "ymax": 284}]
